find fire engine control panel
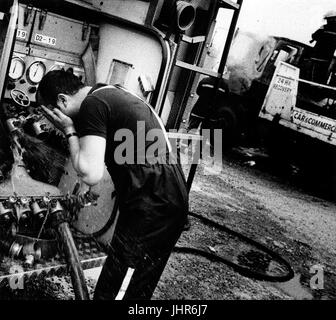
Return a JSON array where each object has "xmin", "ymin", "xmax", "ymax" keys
[{"xmin": 0, "ymin": 2, "xmax": 98, "ymax": 233}]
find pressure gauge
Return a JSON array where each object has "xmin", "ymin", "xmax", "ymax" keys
[
  {"xmin": 27, "ymin": 61, "xmax": 46, "ymax": 84},
  {"xmin": 8, "ymin": 57, "xmax": 25, "ymax": 81}
]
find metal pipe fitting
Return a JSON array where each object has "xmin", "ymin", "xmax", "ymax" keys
[
  {"xmin": 0, "ymin": 202, "xmax": 16, "ymax": 235},
  {"xmin": 15, "ymin": 201, "xmax": 32, "ymax": 221},
  {"xmin": 6, "ymin": 118, "xmax": 21, "ymax": 133},
  {"xmin": 31, "ymin": 200, "xmax": 47, "ymax": 218},
  {"xmin": 9, "ymin": 241, "xmax": 23, "ymax": 258},
  {"xmin": 0, "ymin": 238, "xmax": 21, "ymax": 257},
  {"xmin": 176, "ymin": 1, "xmax": 196, "ymax": 31},
  {"xmin": 0, "ymin": 201, "xmax": 13, "ymax": 216},
  {"xmin": 22, "ymin": 242, "xmax": 42, "ymax": 265},
  {"xmin": 8, "ymin": 195, "xmax": 18, "ymax": 204},
  {"xmin": 32, "ymin": 121, "xmax": 49, "ymax": 140},
  {"xmin": 42, "ymin": 195, "xmax": 51, "ymax": 205},
  {"xmin": 50, "ymin": 199, "xmax": 64, "ymax": 214},
  {"xmin": 56, "ymin": 221, "xmax": 89, "ymax": 300},
  {"xmin": 24, "ymin": 254, "xmax": 35, "ymax": 267}
]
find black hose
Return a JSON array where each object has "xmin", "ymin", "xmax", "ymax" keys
[
  {"xmin": 72, "ymin": 198, "xmax": 294, "ymax": 282},
  {"xmin": 174, "ymin": 211, "xmax": 295, "ymax": 283},
  {"xmin": 71, "ymin": 191, "xmax": 119, "ymax": 239}
]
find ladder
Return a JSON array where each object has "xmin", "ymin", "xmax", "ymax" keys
[
  {"xmin": 168, "ymin": 0, "xmax": 244, "ymax": 190},
  {"xmin": 166, "ymin": 0, "xmax": 244, "ymax": 132}
]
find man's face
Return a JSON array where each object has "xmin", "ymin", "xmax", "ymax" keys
[
  {"xmin": 37, "ymin": 91, "xmax": 77, "ymax": 117},
  {"xmin": 56, "ymin": 93, "xmax": 80, "ymax": 118}
]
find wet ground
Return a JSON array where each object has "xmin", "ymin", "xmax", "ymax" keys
[
  {"xmin": 1, "ymin": 146, "xmax": 336, "ymax": 300},
  {"xmin": 152, "ymin": 148, "xmax": 336, "ymax": 300}
]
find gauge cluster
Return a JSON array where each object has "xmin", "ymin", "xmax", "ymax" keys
[
  {"xmin": 5, "ymin": 54, "xmax": 85, "ymax": 105},
  {"xmin": 1, "ymin": 54, "xmax": 85, "ymax": 167},
  {"xmin": 8, "ymin": 57, "xmax": 47, "ymax": 84}
]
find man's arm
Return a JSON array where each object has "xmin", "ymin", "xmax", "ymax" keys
[
  {"xmin": 42, "ymin": 106, "xmax": 106, "ymax": 186},
  {"xmin": 67, "ymin": 132, "xmax": 106, "ymax": 186}
]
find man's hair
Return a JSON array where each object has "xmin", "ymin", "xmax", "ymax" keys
[{"xmin": 37, "ymin": 69, "xmax": 84, "ymax": 106}]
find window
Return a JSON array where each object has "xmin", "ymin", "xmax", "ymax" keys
[{"xmin": 106, "ymin": 59, "xmax": 133, "ymax": 87}]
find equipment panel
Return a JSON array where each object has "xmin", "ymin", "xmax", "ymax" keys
[
  {"xmin": 30, "ymin": 10, "xmax": 91, "ymax": 55},
  {"xmin": 4, "ymin": 54, "xmax": 85, "ymax": 104},
  {"xmin": 3, "ymin": 4, "xmax": 88, "ymax": 104}
]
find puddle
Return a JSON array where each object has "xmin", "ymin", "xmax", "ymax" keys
[{"xmin": 269, "ymin": 273, "xmax": 313, "ymax": 300}]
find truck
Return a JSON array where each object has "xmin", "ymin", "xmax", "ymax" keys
[{"xmin": 196, "ymin": 18, "xmax": 336, "ymax": 195}]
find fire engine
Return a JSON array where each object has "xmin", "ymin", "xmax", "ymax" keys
[{"xmin": 0, "ymin": 0, "xmax": 243, "ymax": 299}]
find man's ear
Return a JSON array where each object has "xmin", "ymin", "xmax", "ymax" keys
[{"xmin": 57, "ymin": 93, "xmax": 68, "ymax": 108}]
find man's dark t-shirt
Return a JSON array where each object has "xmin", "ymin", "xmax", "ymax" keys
[{"xmin": 76, "ymin": 84, "xmax": 188, "ymax": 252}]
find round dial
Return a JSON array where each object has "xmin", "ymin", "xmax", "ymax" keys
[
  {"xmin": 27, "ymin": 61, "xmax": 46, "ymax": 84},
  {"xmin": 9, "ymin": 57, "xmax": 25, "ymax": 81}
]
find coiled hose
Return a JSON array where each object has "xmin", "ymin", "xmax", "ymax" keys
[
  {"xmin": 72, "ymin": 194, "xmax": 294, "ymax": 283},
  {"xmin": 175, "ymin": 211, "xmax": 294, "ymax": 283}
]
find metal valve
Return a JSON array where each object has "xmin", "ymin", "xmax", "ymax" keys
[
  {"xmin": 8, "ymin": 195, "xmax": 18, "ymax": 204},
  {"xmin": 0, "ymin": 201, "xmax": 14, "ymax": 217},
  {"xmin": 21, "ymin": 197, "xmax": 29, "ymax": 205},
  {"xmin": 15, "ymin": 198, "xmax": 33, "ymax": 232},
  {"xmin": 0, "ymin": 201, "xmax": 17, "ymax": 237},
  {"xmin": 50, "ymin": 199, "xmax": 64, "ymax": 214},
  {"xmin": 22, "ymin": 242, "xmax": 42, "ymax": 267},
  {"xmin": 31, "ymin": 199, "xmax": 47, "ymax": 217},
  {"xmin": 24, "ymin": 254, "xmax": 35, "ymax": 267},
  {"xmin": 8, "ymin": 242, "xmax": 23, "ymax": 259},
  {"xmin": 6, "ymin": 118, "xmax": 21, "ymax": 133},
  {"xmin": 17, "ymin": 198, "xmax": 32, "ymax": 218},
  {"xmin": 30, "ymin": 199, "xmax": 48, "ymax": 232},
  {"xmin": 42, "ymin": 195, "xmax": 51, "ymax": 205}
]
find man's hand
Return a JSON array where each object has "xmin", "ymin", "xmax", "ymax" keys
[
  {"xmin": 41, "ymin": 106, "xmax": 106, "ymax": 187},
  {"xmin": 41, "ymin": 105, "xmax": 75, "ymax": 134}
]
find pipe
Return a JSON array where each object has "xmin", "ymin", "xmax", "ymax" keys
[
  {"xmin": 176, "ymin": 1, "xmax": 196, "ymax": 31},
  {"xmin": 0, "ymin": 238, "xmax": 22, "ymax": 257},
  {"xmin": 55, "ymin": 221, "xmax": 89, "ymax": 300}
]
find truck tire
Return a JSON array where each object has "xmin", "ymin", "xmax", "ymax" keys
[{"xmin": 219, "ymin": 105, "xmax": 240, "ymax": 146}]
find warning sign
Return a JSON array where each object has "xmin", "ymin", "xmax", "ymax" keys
[
  {"xmin": 259, "ymin": 61, "xmax": 299, "ymax": 121},
  {"xmin": 272, "ymin": 77, "xmax": 293, "ymax": 93}
]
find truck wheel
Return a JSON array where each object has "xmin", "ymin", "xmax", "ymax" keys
[{"xmin": 216, "ymin": 106, "xmax": 239, "ymax": 148}]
